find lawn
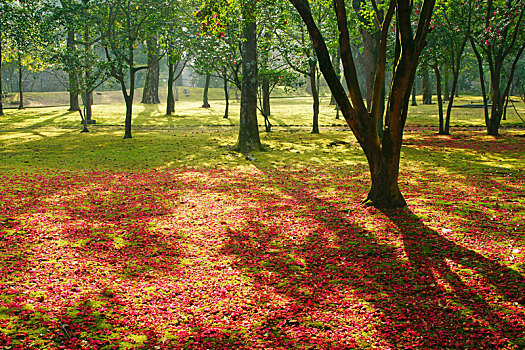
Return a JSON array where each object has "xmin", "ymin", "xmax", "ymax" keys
[{"xmin": 0, "ymin": 95, "xmax": 524, "ymax": 349}]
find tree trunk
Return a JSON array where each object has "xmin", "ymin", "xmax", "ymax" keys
[
  {"xmin": 123, "ymin": 68, "xmax": 136, "ymax": 139},
  {"xmin": 361, "ymin": 28, "xmax": 381, "ymax": 112},
  {"xmin": 141, "ymin": 35, "xmax": 160, "ymax": 104},
  {"xmin": 84, "ymin": 24, "xmax": 93, "ymax": 123},
  {"xmin": 488, "ymin": 68, "xmax": 503, "ymax": 136},
  {"xmin": 444, "ymin": 35, "xmax": 469, "ymax": 135},
  {"xmin": 422, "ymin": 65, "xmax": 432, "ymax": 104},
  {"xmin": 262, "ymin": 75, "xmax": 270, "ymax": 118},
  {"xmin": 330, "ymin": 47, "xmax": 341, "ymax": 106},
  {"xmin": 443, "ymin": 68, "xmax": 450, "ymax": 102},
  {"xmin": 202, "ymin": 74, "xmax": 211, "ymax": 108},
  {"xmin": 235, "ymin": 2, "xmax": 261, "ymax": 153},
  {"xmin": 411, "ymin": 77, "xmax": 417, "ymax": 106},
  {"xmin": 223, "ymin": 73, "xmax": 229, "ymax": 118},
  {"xmin": 0, "ymin": 35, "xmax": 3, "ymax": 116},
  {"xmin": 67, "ymin": 30, "xmax": 80, "ymax": 111},
  {"xmin": 310, "ymin": 61, "xmax": 320, "ymax": 134},
  {"xmin": 17, "ymin": 51, "xmax": 24, "ymax": 109},
  {"xmin": 432, "ymin": 64, "xmax": 446, "ymax": 134},
  {"xmin": 166, "ymin": 61, "xmax": 175, "ymax": 115}
]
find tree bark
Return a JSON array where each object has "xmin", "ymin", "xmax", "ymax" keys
[
  {"xmin": 67, "ymin": 30, "xmax": 80, "ymax": 111},
  {"xmin": 411, "ymin": 77, "xmax": 417, "ymax": 106},
  {"xmin": 310, "ymin": 61, "xmax": 320, "ymax": 134},
  {"xmin": 84, "ymin": 23, "xmax": 93, "ymax": 123},
  {"xmin": 422, "ymin": 65, "xmax": 432, "ymax": 104},
  {"xmin": 202, "ymin": 74, "xmax": 211, "ymax": 108},
  {"xmin": 166, "ymin": 61, "xmax": 175, "ymax": 115},
  {"xmin": 0, "ymin": 34, "xmax": 3, "ymax": 116},
  {"xmin": 141, "ymin": 35, "xmax": 160, "ymax": 104},
  {"xmin": 432, "ymin": 64, "xmax": 446, "ymax": 134},
  {"xmin": 443, "ymin": 68, "xmax": 450, "ymax": 101},
  {"xmin": 262, "ymin": 75, "xmax": 270, "ymax": 118},
  {"xmin": 122, "ymin": 67, "xmax": 136, "ymax": 139},
  {"xmin": 235, "ymin": 1, "xmax": 261, "ymax": 153},
  {"xmin": 17, "ymin": 51, "xmax": 23, "ymax": 110},
  {"xmin": 223, "ymin": 73, "xmax": 229, "ymax": 118}
]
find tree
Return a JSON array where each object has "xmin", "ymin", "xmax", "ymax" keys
[
  {"xmin": 4, "ymin": 0, "xmax": 54, "ymax": 110},
  {"xmin": 423, "ymin": 0, "xmax": 474, "ymax": 135},
  {"xmin": 0, "ymin": 0, "xmax": 12, "ymax": 116},
  {"xmin": 266, "ymin": 1, "xmax": 334, "ymax": 134},
  {"xmin": 470, "ymin": 0, "xmax": 525, "ymax": 135},
  {"xmin": 289, "ymin": 0, "xmax": 436, "ymax": 207},
  {"xmin": 141, "ymin": 35, "xmax": 161, "ymax": 104},
  {"xmin": 235, "ymin": 0, "xmax": 261, "ymax": 152},
  {"xmin": 101, "ymin": 0, "xmax": 168, "ymax": 139}
]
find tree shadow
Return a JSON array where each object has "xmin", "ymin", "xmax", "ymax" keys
[{"xmin": 222, "ymin": 165, "xmax": 525, "ymax": 348}]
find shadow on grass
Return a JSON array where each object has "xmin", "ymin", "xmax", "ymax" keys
[{"xmin": 222, "ymin": 165, "xmax": 525, "ymax": 348}]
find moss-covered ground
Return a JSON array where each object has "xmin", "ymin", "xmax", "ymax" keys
[{"xmin": 0, "ymin": 94, "xmax": 524, "ymax": 349}]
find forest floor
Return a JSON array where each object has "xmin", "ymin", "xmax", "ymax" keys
[{"xmin": 0, "ymin": 97, "xmax": 525, "ymax": 349}]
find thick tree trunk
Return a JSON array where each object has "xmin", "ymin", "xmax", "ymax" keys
[
  {"xmin": 432, "ymin": 64, "xmax": 446, "ymax": 134},
  {"xmin": 422, "ymin": 65, "xmax": 432, "ymax": 104},
  {"xmin": 141, "ymin": 36, "xmax": 160, "ymax": 104},
  {"xmin": 223, "ymin": 74, "xmax": 229, "ymax": 118},
  {"xmin": 235, "ymin": 3, "xmax": 261, "ymax": 153},
  {"xmin": 67, "ymin": 31, "xmax": 80, "ymax": 111},
  {"xmin": 202, "ymin": 74, "xmax": 211, "ymax": 108},
  {"xmin": 310, "ymin": 62, "xmax": 320, "ymax": 134},
  {"xmin": 166, "ymin": 62, "xmax": 175, "ymax": 115},
  {"xmin": 290, "ymin": 0, "xmax": 434, "ymax": 208}
]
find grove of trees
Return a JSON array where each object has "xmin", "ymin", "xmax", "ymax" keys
[{"xmin": 0, "ymin": 0, "xmax": 524, "ymax": 207}]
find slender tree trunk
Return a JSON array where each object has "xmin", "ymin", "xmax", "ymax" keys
[
  {"xmin": 262, "ymin": 76, "xmax": 270, "ymax": 118},
  {"xmin": 432, "ymin": 64, "xmax": 446, "ymax": 134},
  {"xmin": 411, "ymin": 77, "xmax": 417, "ymax": 106},
  {"xmin": 166, "ymin": 61, "xmax": 175, "ymax": 115},
  {"xmin": 223, "ymin": 73, "xmax": 229, "ymax": 118},
  {"xmin": 443, "ymin": 68, "xmax": 450, "ymax": 101},
  {"xmin": 84, "ymin": 24, "xmax": 93, "ymax": 123},
  {"xmin": 310, "ymin": 61, "xmax": 320, "ymax": 134},
  {"xmin": 123, "ymin": 68, "xmax": 136, "ymax": 139},
  {"xmin": 422, "ymin": 65, "xmax": 432, "ymax": 104},
  {"xmin": 0, "ymin": 35, "xmax": 3, "ymax": 116},
  {"xmin": 67, "ymin": 30, "xmax": 80, "ymax": 111},
  {"xmin": 330, "ymin": 47, "xmax": 340, "ymax": 106},
  {"xmin": 488, "ymin": 68, "xmax": 503, "ymax": 136},
  {"xmin": 202, "ymin": 74, "xmax": 211, "ymax": 108},
  {"xmin": 141, "ymin": 35, "xmax": 160, "ymax": 104},
  {"xmin": 445, "ymin": 36, "xmax": 468, "ymax": 135},
  {"xmin": 17, "ymin": 51, "xmax": 23, "ymax": 110},
  {"xmin": 235, "ymin": 1, "xmax": 261, "ymax": 153}
]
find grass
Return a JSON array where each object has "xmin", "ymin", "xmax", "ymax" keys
[{"xmin": 0, "ymin": 93, "xmax": 524, "ymax": 349}]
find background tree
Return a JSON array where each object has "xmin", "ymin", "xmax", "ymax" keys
[
  {"xmin": 100, "ymin": 0, "xmax": 167, "ymax": 139},
  {"xmin": 267, "ymin": 0, "xmax": 334, "ymax": 134},
  {"xmin": 4, "ymin": 0, "xmax": 55, "ymax": 110},
  {"xmin": 422, "ymin": 0, "xmax": 473, "ymax": 134},
  {"xmin": 141, "ymin": 35, "xmax": 161, "ymax": 104},
  {"xmin": 470, "ymin": 0, "xmax": 525, "ymax": 135},
  {"xmin": 289, "ymin": 0, "xmax": 436, "ymax": 207}
]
